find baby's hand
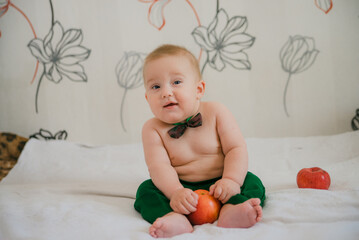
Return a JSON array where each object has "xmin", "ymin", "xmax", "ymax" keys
[
  {"xmin": 209, "ymin": 178, "xmax": 241, "ymax": 203},
  {"xmin": 170, "ymin": 188, "xmax": 199, "ymax": 215}
]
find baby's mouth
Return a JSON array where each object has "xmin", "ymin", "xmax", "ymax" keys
[{"xmin": 164, "ymin": 102, "xmax": 178, "ymax": 108}]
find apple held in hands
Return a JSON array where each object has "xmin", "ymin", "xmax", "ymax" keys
[
  {"xmin": 187, "ymin": 189, "xmax": 222, "ymax": 225},
  {"xmin": 297, "ymin": 167, "xmax": 331, "ymax": 190}
]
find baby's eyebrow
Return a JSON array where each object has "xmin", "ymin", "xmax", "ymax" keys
[
  {"xmin": 171, "ymin": 72, "xmax": 185, "ymax": 77},
  {"xmin": 145, "ymin": 78, "xmax": 157, "ymax": 87}
]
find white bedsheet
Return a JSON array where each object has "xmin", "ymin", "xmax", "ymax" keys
[{"xmin": 1, "ymin": 131, "xmax": 359, "ymax": 240}]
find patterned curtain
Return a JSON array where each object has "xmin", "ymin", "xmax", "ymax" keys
[{"xmin": 0, "ymin": 0, "xmax": 358, "ymax": 144}]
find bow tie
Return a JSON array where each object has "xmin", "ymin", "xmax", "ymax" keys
[{"xmin": 168, "ymin": 113, "xmax": 202, "ymax": 139}]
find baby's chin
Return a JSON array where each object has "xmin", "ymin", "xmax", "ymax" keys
[
  {"xmin": 158, "ymin": 116, "xmax": 186, "ymax": 125},
  {"xmin": 157, "ymin": 107, "xmax": 200, "ymax": 125}
]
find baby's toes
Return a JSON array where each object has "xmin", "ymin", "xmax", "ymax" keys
[
  {"xmin": 253, "ymin": 205, "xmax": 263, "ymax": 222},
  {"xmin": 149, "ymin": 219, "xmax": 164, "ymax": 238},
  {"xmin": 249, "ymin": 198, "xmax": 261, "ymax": 206}
]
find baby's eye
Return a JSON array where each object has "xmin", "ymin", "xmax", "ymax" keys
[
  {"xmin": 173, "ymin": 80, "xmax": 182, "ymax": 85},
  {"xmin": 151, "ymin": 85, "xmax": 160, "ymax": 90}
]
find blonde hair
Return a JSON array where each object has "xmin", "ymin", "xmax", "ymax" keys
[{"xmin": 143, "ymin": 44, "xmax": 202, "ymax": 81}]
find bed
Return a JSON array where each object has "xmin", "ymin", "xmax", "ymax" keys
[{"xmin": 0, "ymin": 131, "xmax": 358, "ymax": 240}]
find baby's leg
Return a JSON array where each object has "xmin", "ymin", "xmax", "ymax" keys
[
  {"xmin": 149, "ymin": 212, "xmax": 193, "ymax": 238},
  {"xmin": 217, "ymin": 198, "xmax": 262, "ymax": 228}
]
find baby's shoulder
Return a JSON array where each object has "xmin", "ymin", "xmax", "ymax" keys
[
  {"xmin": 201, "ymin": 101, "xmax": 228, "ymax": 114},
  {"xmin": 143, "ymin": 117, "xmax": 161, "ymax": 128},
  {"xmin": 201, "ymin": 102, "xmax": 235, "ymax": 124},
  {"xmin": 142, "ymin": 117, "xmax": 169, "ymax": 134}
]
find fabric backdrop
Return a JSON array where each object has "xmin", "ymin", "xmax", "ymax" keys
[{"xmin": 0, "ymin": 0, "xmax": 358, "ymax": 145}]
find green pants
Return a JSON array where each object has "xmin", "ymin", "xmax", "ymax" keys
[{"xmin": 134, "ymin": 172, "xmax": 265, "ymax": 224}]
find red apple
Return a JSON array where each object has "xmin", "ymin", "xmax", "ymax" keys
[
  {"xmin": 297, "ymin": 167, "xmax": 331, "ymax": 190},
  {"xmin": 187, "ymin": 189, "xmax": 222, "ymax": 225}
]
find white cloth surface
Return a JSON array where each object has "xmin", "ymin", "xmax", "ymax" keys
[{"xmin": 1, "ymin": 131, "xmax": 359, "ymax": 240}]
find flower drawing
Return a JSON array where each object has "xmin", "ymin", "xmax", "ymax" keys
[
  {"xmin": 116, "ymin": 51, "xmax": 145, "ymax": 132},
  {"xmin": 315, "ymin": 0, "xmax": 333, "ymax": 14},
  {"xmin": 28, "ymin": 21, "xmax": 90, "ymax": 83},
  {"xmin": 28, "ymin": 21, "xmax": 91, "ymax": 113},
  {"xmin": 29, "ymin": 128, "xmax": 68, "ymax": 140},
  {"xmin": 138, "ymin": 0, "xmax": 171, "ymax": 30},
  {"xmin": 0, "ymin": 0, "xmax": 10, "ymax": 18},
  {"xmin": 280, "ymin": 35, "xmax": 319, "ymax": 117},
  {"xmin": 192, "ymin": 8, "xmax": 255, "ymax": 73},
  {"xmin": 351, "ymin": 109, "xmax": 359, "ymax": 131},
  {"xmin": 0, "ymin": 0, "xmax": 39, "ymax": 83},
  {"xmin": 139, "ymin": 0, "xmax": 200, "ymax": 32}
]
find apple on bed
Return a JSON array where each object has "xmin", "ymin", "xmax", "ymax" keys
[
  {"xmin": 187, "ymin": 189, "xmax": 222, "ymax": 225},
  {"xmin": 297, "ymin": 167, "xmax": 331, "ymax": 190}
]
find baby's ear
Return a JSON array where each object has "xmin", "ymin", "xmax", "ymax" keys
[{"xmin": 196, "ymin": 80, "xmax": 206, "ymax": 99}]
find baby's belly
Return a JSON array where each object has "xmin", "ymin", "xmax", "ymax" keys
[{"xmin": 174, "ymin": 156, "xmax": 224, "ymax": 182}]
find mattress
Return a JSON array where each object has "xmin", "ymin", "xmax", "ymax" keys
[{"xmin": 0, "ymin": 131, "xmax": 358, "ymax": 239}]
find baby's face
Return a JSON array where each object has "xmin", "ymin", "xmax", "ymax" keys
[{"xmin": 144, "ymin": 55, "xmax": 204, "ymax": 124}]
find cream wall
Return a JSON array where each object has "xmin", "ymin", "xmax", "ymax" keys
[{"xmin": 0, "ymin": 0, "xmax": 358, "ymax": 145}]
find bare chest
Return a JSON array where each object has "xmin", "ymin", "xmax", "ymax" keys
[{"xmin": 162, "ymin": 120, "xmax": 222, "ymax": 167}]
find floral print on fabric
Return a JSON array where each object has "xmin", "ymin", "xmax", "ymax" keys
[
  {"xmin": 27, "ymin": 20, "xmax": 91, "ymax": 113},
  {"xmin": 28, "ymin": 21, "xmax": 91, "ymax": 83},
  {"xmin": 280, "ymin": 35, "xmax": 319, "ymax": 117},
  {"xmin": 192, "ymin": 8, "xmax": 255, "ymax": 73},
  {"xmin": 116, "ymin": 51, "xmax": 146, "ymax": 131},
  {"xmin": 30, "ymin": 129, "xmax": 68, "ymax": 140}
]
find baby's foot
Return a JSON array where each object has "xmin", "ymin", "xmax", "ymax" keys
[
  {"xmin": 149, "ymin": 212, "xmax": 193, "ymax": 238},
  {"xmin": 217, "ymin": 198, "xmax": 262, "ymax": 228}
]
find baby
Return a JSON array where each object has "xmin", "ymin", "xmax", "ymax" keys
[{"xmin": 134, "ymin": 44, "xmax": 265, "ymax": 238}]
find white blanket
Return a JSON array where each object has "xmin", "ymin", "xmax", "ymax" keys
[{"xmin": 1, "ymin": 131, "xmax": 359, "ymax": 240}]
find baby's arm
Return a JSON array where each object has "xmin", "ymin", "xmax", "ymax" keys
[
  {"xmin": 142, "ymin": 120, "xmax": 198, "ymax": 214},
  {"xmin": 209, "ymin": 103, "xmax": 248, "ymax": 203}
]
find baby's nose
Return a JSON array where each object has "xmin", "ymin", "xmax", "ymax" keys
[{"xmin": 161, "ymin": 86, "xmax": 173, "ymax": 98}]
